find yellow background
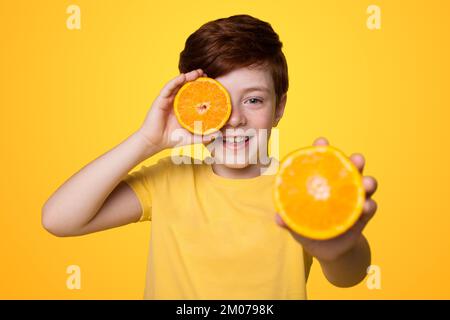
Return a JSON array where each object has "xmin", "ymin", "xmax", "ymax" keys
[{"xmin": 1, "ymin": 0, "xmax": 449, "ymax": 299}]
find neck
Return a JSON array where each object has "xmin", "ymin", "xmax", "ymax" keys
[{"xmin": 211, "ymin": 158, "xmax": 273, "ymax": 179}]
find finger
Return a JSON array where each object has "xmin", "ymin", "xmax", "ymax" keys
[
  {"xmin": 185, "ymin": 68, "xmax": 203, "ymax": 82},
  {"xmin": 313, "ymin": 137, "xmax": 329, "ymax": 146},
  {"xmin": 192, "ymin": 130, "xmax": 221, "ymax": 145},
  {"xmin": 363, "ymin": 176, "xmax": 378, "ymax": 198},
  {"xmin": 275, "ymin": 213, "xmax": 289, "ymax": 228},
  {"xmin": 201, "ymin": 130, "xmax": 221, "ymax": 144},
  {"xmin": 360, "ymin": 198, "xmax": 377, "ymax": 225},
  {"xmin": 159, "ymin": 73, "xmax": 186, "ymax": 99},
  {"xmin": 350, "ymin": 153, "xmax": 365, "ymax": 173},
  {"xmin": 159, "ymin": 69, "xmax": 203, "ymax": 99},
  {"xmin": 350, "ymin": 199, "xmax": 378, "ymax": 235}
]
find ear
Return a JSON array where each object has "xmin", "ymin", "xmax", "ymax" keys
[{"xmin": 273, "ymin": 93, "xmax": 287, "ymax": 127}]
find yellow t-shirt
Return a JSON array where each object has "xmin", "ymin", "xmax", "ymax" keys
[{"xmin": 123, "ymin": 156, "xmax": 313, "ymax": 299}]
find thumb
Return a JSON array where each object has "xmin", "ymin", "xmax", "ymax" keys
[
  {"xmin": 313, "ymin": 137, "xmax": 329, "ymax": 146},
  {"xmin": 275, "ymin": 213, "xmax": 289, "ymax": 229},
  {"xmin": 201, "ymin": 131, "xmax": 221, "ymax": 144}
]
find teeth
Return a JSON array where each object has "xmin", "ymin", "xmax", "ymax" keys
[{"xmin": 223, "ymin": 136, "xmax": 248, "ymax": 143}]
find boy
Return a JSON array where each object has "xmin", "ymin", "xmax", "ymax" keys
[{"xmin": 42, "ymin": 14, "xmax": 378, "ymax": 299}]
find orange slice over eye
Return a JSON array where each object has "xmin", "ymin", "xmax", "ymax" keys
[{"xmin": 174, "ymin": 77, "xmax": 232, "ymax": 135}]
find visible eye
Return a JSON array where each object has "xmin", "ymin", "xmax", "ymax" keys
[{"xmin": 245, "ymin": 97, "xmax": 263, "ymax": 104}]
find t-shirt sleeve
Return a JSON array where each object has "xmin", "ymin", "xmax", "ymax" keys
[
  {"xmin": 123, "ymin": 166, "xmax": 152, "ymax": 222},
  {"xmin": 122, "ymin": 157, "xmax": 170, "ymax": 222}
]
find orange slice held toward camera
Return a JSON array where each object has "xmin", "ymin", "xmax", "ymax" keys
[
  {"xmin": 174, "ymin": 77, "xmax": 232, "ymax": 135},
  {"xmin": 274, "ymin": 145, "xmax": 365, "ymax": 240}
]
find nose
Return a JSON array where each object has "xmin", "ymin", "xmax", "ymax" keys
[{"xmin": 225, "ymin": 104, "xmax": 247, "ymax": 128}]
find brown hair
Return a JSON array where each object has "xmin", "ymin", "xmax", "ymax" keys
[{"xmin": 178, "ymin": 14, "xmax": 288, "ymax": 106}]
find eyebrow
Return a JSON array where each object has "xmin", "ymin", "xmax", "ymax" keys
[{"xmin": 240, "ymin": 86, "xmax": 271, "ymax": 94}]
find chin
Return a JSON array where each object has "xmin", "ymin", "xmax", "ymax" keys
[
  {"xmin": 222, "ymin": 161, "xmax": 250, "ymax": 169},
  {"xmin": 210, "ymin": 151, "xmax": 259, "ymax": 169},
  {"xmin": 206, "ymin": 138, "xmax": 261, "ymax": 169}
]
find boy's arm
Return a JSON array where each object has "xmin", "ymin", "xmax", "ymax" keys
[
  {"xmin": 42, "ymin": 131, "xmax": 158, "ymax": 237},
  {"xmin": 42, "ymin": 69, "xmax": 213, "ymax": 237},
  {"xmin": 318, "ymin": 235, "xmax": 371, "ymax": 287}
]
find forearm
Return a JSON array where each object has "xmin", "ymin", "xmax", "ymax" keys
[
  {"xmin": 42, "ymin": 130, "xmax": 159, "ymax": 232},
  {"xmin": 318, "ymin": 235, "xmax": 371, "ymax": 288}
]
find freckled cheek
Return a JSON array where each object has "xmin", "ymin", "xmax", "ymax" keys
[{"xmin": 245, "ymin": 108, "xmax": 275, "ymax": 130}]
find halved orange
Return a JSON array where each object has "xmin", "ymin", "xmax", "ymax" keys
[
  {"xmin": 274, "ymin": 145, "xmax": 365, "ymax": 240},
  {"xmin": 174, "ymin": 77, "xmax": 232, "ymax": 135}
]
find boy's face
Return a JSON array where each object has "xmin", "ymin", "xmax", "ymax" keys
[{"xmin": 205, "ymin": 66, "xmax": 286, "ymax": 169}]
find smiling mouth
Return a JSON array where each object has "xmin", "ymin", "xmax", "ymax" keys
[
  {"xmin": 222, "ymin": 136, "xmax": 250, "ymax": 143},
  {"xmin": 219, "ymin": 135, "xmax": 253, "ymax": 150}
]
